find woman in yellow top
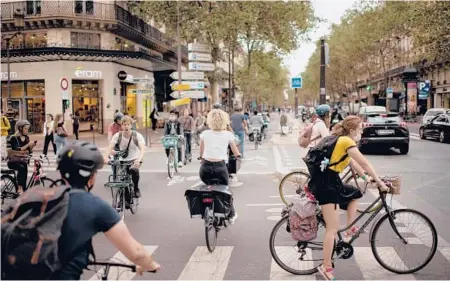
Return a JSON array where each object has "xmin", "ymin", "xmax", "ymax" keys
[{"xmin": 314, "ymin": 115, "xmax": 389, "ymax": 281}]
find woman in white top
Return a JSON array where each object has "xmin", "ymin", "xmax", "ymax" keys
[
  {"xmin": 199, "ymin": 109, "xmax": 241, "ymax": 223},
  {"xmin": 42, "ymin": 114, "xmax": 57, "ymax": 158},
  {"xmin": 307, "ymin": 105, "xmax": 331, "ymax": 148}
]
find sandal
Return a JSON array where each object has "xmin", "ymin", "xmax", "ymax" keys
[
  {"xmin": 345, "ymin": 226, "xmax": 367, "ymax": 237},
  {"xmin": 318, "ymin": 264, "xmax": 336, "ymax": 281}
]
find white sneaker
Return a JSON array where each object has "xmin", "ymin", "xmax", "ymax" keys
[
  {"xmin": 178, "ymin": 161, "xmax": 183, "ymax": 167},
  {"xmin": 229, "ymin": 213, "xmax": 238, "ymax": 224}
]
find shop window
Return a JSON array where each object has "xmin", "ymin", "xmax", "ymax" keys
[
  {"xmin": 72, "ymin": 80, "xmax": 100, "ymax": 129},
  {"xmin": 26, "ymin": 0, "xmax": 41, "ymax": 15},
  {"xmin": 75, "ymin": 0, "xmax": 94, "ymax": 15},
  {"xmin": 24, "ymin": 33, "xmax": 47, "ymax": 48},
  {"xmin": 26, "ymin": 80, "xmax": 45, "ymax": 96},
  {"xmin": 1, "ymin": 82, "xmax": 24, "ymax": 98},
  {"xmin": 71, "ymin": 32, "xmax": 100, "ymax": 49},
  {"xmin": 115, "ymin": 37, "xmax": 135, "ymax": 51}
]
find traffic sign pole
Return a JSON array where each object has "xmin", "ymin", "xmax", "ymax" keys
[{"xmin": 295, "ymin": 88, "xmax": 298, "ymax": 117}]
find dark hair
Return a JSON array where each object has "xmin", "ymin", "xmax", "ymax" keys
[
  {"xmin": 47, "ymin": 114, "xmax": 54, "ymax": 120},
  {"xmin": 253, "ymin": 111, "xmax": 258, "ymax": 115},
  {"xmin": 175, "ymin": 111, "xmax": 180, "ymax": 117},
  {"xmin": 170, "ymin": 110, "xmax": 177, "ymax": 114}
]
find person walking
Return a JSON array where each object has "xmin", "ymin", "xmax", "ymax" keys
[
  {"xmin": 230, "ymin": 107, "xmax": 246, "ymax": 157},
  {"xmin": 71, "ymin": 113, "xmax": 80, "ymax": 140},
  {"xmin": 53, "ymin": 113, "xmax": 68, "ymax": 154},
  {"xmin": 41, "ymin": 114, "xmax": 57, "ymax": 158},
  {"xmin": 150, "ymin": 108, "xmax": 158, "ymax": 131},
  {"xmin": 1, "ymin": 110, "xmax": 11, "ymax": 160},
  {"xmin": 179, "ymin": 108, "xmax": 195, "ymax": 160}
]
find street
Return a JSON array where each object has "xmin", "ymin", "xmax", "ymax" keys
[{"xmin": 2, "ymin": 116, "xmax": 450, "ymax": 280}]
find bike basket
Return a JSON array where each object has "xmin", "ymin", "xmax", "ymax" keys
[
  {"xmin": 162, "ymin": 136, "xmax": 178, "ymax": 149},
  {"xmin": 381, "ymin": 176, "xmax": 401, "ymax": 195}
]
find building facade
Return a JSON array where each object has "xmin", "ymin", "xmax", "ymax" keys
[{"xmin": 1, "ymin": 0, "xmax": 188, "ymax": 134}]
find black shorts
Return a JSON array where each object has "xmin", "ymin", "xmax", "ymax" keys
[{"xmin": 311, "ymin": 170, "xmax": 363, "ymax": 210}]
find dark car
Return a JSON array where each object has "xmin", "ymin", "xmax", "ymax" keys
[
  {"xmin": 419, "ymin": 113, "xmax": 450, "ymax": 143},
  {"xmin": 359, "ymin": 112, "xmax": 410, "ymax": 154}
]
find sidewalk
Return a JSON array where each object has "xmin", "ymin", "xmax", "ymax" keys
[{"xmin": 28, "ymin": 128, "xmax": 164, "ymax": 152}]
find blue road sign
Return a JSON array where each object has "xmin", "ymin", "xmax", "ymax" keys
[
  {"xmin": 291, "ymin": 76, "xmax": 302, "ymax": 89},
  {"xmin": 386, "ymin": 87, "xmax": 394, "ymax": 95}
]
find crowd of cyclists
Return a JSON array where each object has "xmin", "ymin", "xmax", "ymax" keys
[{"xmin": 1, "ymin": 101, "xmax": 393, "ymax": 280}]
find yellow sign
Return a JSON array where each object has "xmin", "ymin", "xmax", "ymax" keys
[
  {"xmin": 170, "ymin": 97, "xmax": 191, "ymax": 107},
  {"xmin": 171, "ymin": 84, "xmax": 191, "ymax": 91},
  {"xmin": 142, "ymin": 95, "xmax": 152, "ymax": 128}
]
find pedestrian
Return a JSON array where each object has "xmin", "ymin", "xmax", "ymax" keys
[
  {"xmin": 1, "ymin": 110, "xmax": 11, "ymax": 160},
  {"xmin": 150, "ymin": 108, "xmax": 158, "ymax": 131},
  {"xmin": 230, "ymin": 107, "xmax": 246, "ymax": 157},
  {"xmin": 71, "ymin": 112, "xmax": 80, "ymax": 140},
  {"xmin": 108, "ymin": 112, "xmax": 124, "ymax": 143},
  {"xmin": 179, "ymin": 108, "xmax": 195, "ymax": 160},
  {"xmin": 53, "ymin": 113, "xmax": 68, "ymax": 154},
  {"xmin": 41, "ymin": 114, "xmax": 57, "ymax": 159},
  {"xmin": 193, "ymin": 111, "xmax": 206, "ymax": 146}
]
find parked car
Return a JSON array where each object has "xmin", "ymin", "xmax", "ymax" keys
[
  {"xmin": 422, "ymin": 108, "xmax": 449, "ymax": 125},
  {"xmin": 419, "ymin": 113, "xmax": 450, "ymax": 143},
  {"xmin": 359, "ymin": 111, "xmax": 410, "ymax": 154}
]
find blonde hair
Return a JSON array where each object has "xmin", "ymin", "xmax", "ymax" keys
[
  {"xmin": 53, "ymin": 114, "xmax": 63, "ymax": 131},
  {"xmin": 332, "ymin": 115, "xmax": 362, "ymax": 137},
  {"xmin": 207, "ymin": 109, "xmax": 230, "ymax": 131},
  {"xmin": 121, "ymin": 115, "xmax": 134, "ymax": 125}
]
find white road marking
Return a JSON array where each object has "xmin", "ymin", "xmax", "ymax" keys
[
  {"xmin": 178, "ymin": 246, "xmax": 233, "ymax": 280},
  {"xmin": 89, "ymin": 246, "xmax": 157, "ymax": 281},
  {"xmin": 273, "ymin": 146, "xmax": 290, "ymax": 174},
  {"xmin": 265, "ymin": 208, "xmax": 283, "ymax": 213},
  {"xmin": 267, "ymin": 215, "xmax": 282, "ymax": 221},
  {"xmin": 247, "ymin": 203, "xmax": 285, "ymax": 207},
  {"xmin": 354, "ymin": 247, "xmax": 415, "ymax": 280},
  {"xmin": 270, "ymin": 247, "xmax": 316, "ymax": 280}
]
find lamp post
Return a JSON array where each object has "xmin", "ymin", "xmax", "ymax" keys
[{"xmin": 6, "ymin": 9, "xmax": 25, "ymax": 109}]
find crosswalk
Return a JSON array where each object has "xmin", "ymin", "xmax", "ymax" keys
[{"xmin": 83, "ymin": 243, "xmax": 450, "ymax": 280}]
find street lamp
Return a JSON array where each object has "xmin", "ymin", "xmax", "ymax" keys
[{"xmin": 6, "ymin": 9, "xmax": 25, "ymax": 108}]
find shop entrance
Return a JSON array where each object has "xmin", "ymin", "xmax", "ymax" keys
[
  {"xmin": 120, "ymin": 82, "xmax": 137, "ymax": 117},
  {"xmin": 25, "ymin": 97, "xmax": 45, "ymax": 134},
  {"xmin": 72, "ymin": 80, "xmax": 103, "ymax": 133}
]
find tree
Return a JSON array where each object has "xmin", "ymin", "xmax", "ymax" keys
[{"xmin": 133, "ymin": 1, "xmax": 316, "ymax": 104}]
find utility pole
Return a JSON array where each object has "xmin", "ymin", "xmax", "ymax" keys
[
  {"xmin": 294, "ymin": 89, "xmax": 298, "ymax": 117},
  {"xmin": 228, "ymin": 46, "xmax": 232, "ymax": 113},
  {"xmin": 319, "ymin": 38, "xmax": 326, "ymax": 104},
  {"xmin": 176, "ymin": 1, "xmax": 182, "ymax": 97}
]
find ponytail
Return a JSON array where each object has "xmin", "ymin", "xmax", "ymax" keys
[
  {"xmin": 331, "ymin": 121, "xmax": 346, "ymax": 136},
  {"xmin": 331, "ymin": 115, "xmax": 362, "ymax": 137}
]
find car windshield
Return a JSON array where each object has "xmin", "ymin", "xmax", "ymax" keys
[
  {"xmin": 365, "ymin": 106, "xmax": 387, "ymax": 113},
  {"xmin": 367, "ymin": 113, "xmax": 400, "ymax": 124},
  {"xmin": 425, "ymin": 110, "xmax": 443, "ymax": 117}
]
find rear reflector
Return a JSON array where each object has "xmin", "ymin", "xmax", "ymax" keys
[
  {"xmin": 363, "ymin": 123, "xmax": 373, "ymax": 127},
  {"xmin": 400, "ymin": 122, "xmax": 407, "ymax": 127},
  {"xmin": 202, "ymin": 198, "xmax": 214, "ymax": 203}
]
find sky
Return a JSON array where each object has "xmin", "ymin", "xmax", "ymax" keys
[{"xmin": 283, "ymin": 0, "xmax": 357, "ymax": 77}]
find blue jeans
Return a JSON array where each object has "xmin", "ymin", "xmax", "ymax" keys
[
  {"xmin": 54, "ymin": 134, "xmax": 67, "ymax": 155},
  {"xmin": 236, "ymin": 130, "xmax": 245, "ymax": 156}
]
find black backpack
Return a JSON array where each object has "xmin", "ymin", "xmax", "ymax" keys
[
  {"xmin": 302, "ymin": 135, "xmax": 348, "ymax": 193},
  {"xmin": 1, "ymin": 186, "xmax": 92, "ymax": 280}
]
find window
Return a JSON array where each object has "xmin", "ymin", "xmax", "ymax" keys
[
  {"xmin": 75, "ymin": 0, "xmax": 94, "ymax": 15},
  {"xmin": 25, "ymin": 80, "xmax": 45, "ymax": 97},
  {"xmin": 115, "ymin": 37, "xmax": 135, "ymax": 51},
  {"xmin": 71, "ymin": 32, "xmax": 101, "ymax": 49},
  {"xmin": 26, "ymin": 0, "xmax": 41, "ymax": 15}
]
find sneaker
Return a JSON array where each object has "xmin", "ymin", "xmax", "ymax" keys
[
  {"xmin": 229, "ymin": 213, "xmax": 238, "ymax": 224},
  {"xmin": 178, "ymin": 161, "xmax": 183, "ymax": 167}
]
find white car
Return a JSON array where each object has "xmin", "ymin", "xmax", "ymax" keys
[{"xmin": 423, "ymin": 108, "xmax": 449, "ymax": 125}]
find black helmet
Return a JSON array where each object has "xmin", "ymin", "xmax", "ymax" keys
[
  {"xmin": 57, "ymin": 141, "xmax": 104, "ymax": 187},
  {"xmin": 15, "ymin": 119, "xmax": 31, "ymax": 131},
  {"xmin": 213, "ymin": 103, "xmax": 222, "ymax": 109},
  {"xmin": 114, "ymin": 112, "xmax": 124, "ymax": 123}
]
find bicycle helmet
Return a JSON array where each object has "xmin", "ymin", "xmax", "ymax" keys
[
  {"xmin": 15, "ymin": 120, "xmax": 31, "ymax": 131},
  {"xmin": 57, "ymin": 141, "xmax": 104, "ymax": 188},
  {"xmin": 316, "ymin": 104, "xmax": 331, "ymax": 116},
  {"xmin": 114, "ymin": 112, "xmax": 124, "ymax": 123}
]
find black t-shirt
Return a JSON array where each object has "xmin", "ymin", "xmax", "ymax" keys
[
  {"xmin": 51, "ymin": 190, "xmax": 121, "ymax": 280},
  {"xmin": 9, "ymin": 135, "xmax": 30, "ymax": 151}
]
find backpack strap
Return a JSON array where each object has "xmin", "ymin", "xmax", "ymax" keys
[
  {"xmin": 116, "ymin": 132, "xmax": 123, "ymax": 148},
  {"xmin": 328, "ymin": 153, "xmax": 348, "ymax": 168},
  {"xmin": 132, "ymin": 131, "xmax": 139, "ymax": 147}
]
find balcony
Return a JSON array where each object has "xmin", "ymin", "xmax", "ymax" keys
[{"xmin": 1, "ymin": 1, "xmax": 187, "ymax": 59}]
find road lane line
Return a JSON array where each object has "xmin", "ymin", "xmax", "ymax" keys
[
  {"xmin": 178, "ymin": 246, "xmax": 233, "ymax": 280},
  {"xmin": 89, "ymin": 245, "xmax": 157, "ymax": 281},
  {"xmin": 353, "ymin": 247, "xmax": 415, "ymax": 280},
  {"xmin": 247, "ymin": 203, "xmax": 285, "ymax": 207},
  {"xmin": 270, "ymin": 247, "xmax": 316, "ymax": 280},
  {"xmin": 273, "ymin": 145, "xmax": 290, "ymax": 174}
]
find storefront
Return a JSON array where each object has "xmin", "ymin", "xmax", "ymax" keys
[{"xmin": 0, "ymin": 61, "xmax": 155, "ymax": 134}]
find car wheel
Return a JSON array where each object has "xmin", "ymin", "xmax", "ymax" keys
[
  {"xmin": 439, "ymin": 131, "xmax": 448, "ymax": 143},
  {"xmin": 419, "ymin": 128, "xmax": 426, "ymax": 139},
  {"xmin": 399, "ymin": 144, "xmax": 409, "ymax": 155}
]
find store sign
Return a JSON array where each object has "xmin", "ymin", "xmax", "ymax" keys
[
  {"xmin": 1, "ymin": 72, "xmax": 18, "ymax": 80},
  {"xmin": 74, "ymin": 68, "xmax": 102, "ymax": 79},
  {"xmin": 118, "ymin": 71, "xmax": 127, "ymax": 81}
]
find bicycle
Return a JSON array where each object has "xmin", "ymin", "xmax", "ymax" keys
[
  {"xmin": 278, "ymin": 166, "xmax": 381, "ymax": 214},
  {"xmin": 161, "ymin": 135, "xmax": 182, "ymax": 179},
  {"xmin": 104, "ymin": 150, "xmax": 139, "ymax": 220},
  {"xmin": 270, "ymin": 178, "xmax": 438, "ymax": 276},
  {"xmin": 87, "ymin": 261, "xmax": 156, "ymax": 280},
  {"xmin": 250, "ymin": 126, "xmax": 262, "ymax": 150},
  {"xmin": 1, "ymin": 155, "xmax": 56, "ymax": 203},
  {"xmin": 184, "ymin": 157, "xmax": 238, "ymax": 253}
]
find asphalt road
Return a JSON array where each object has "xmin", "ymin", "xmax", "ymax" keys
[{"xmin": 2, "ymin": 115, "xmax": 449, "ymax": 280}]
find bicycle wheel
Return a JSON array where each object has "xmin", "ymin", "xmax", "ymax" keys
[
  {"xmin": 1, "ymin": 175, "xmax": 18, "ymax": 201},
  {"xmin": 279, "ymin": 171, "xmax": 310, "ymax": 206},
  {"xmin": 371, "ymin": 209, "xmax": 438, "ymax": 274},
  {"xmin": 35, "ymin": 177, "xmax": 56, "ymax": 188},
  {"xmin": 343, "ymin": 174, "xmax": 382, "ymax": 214},
  {"xmin": 167, "ymin": 148, "xmax": 175, "ymax": 178},
  {"xmin": 49, "ymin": 179, "xmax": 66, "ymax": 188},
  {"xmin": 205, "ymin": 206, "xmax": 217, "ymax": 253},
  {"xmin": 254, "ymin": 137, "xmax": 258, "ymax": 150},
  {"xmin": 269, "ymin": 215, "xmax": 328, "ymax": 275},
  {"xmin": 112, "ymin": 188, "xmax": 123, "ymax": 212},
  {"xmin": 174, "ymin": 148, "xmax": 179, "ymax": 173},
  {"xmin": 129, "ymin": 185, "xmax": 138, "ymax": 214}
]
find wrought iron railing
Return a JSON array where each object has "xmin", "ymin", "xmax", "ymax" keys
[{"xmin": 1, "ymin": 1, "xmax": 187, "ymax": 55}]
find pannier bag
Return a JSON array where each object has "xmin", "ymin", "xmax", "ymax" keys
[
  {"xmin": 289, "ymin": 198, "xmax": 318, "ymax": 241},
  {"xmin": 184, "ymin": 185, "xmax": 233, "ymax": 218}
]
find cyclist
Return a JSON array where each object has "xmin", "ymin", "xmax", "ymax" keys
[
  {"xmin": 179, "ymin": 108, "xmax": 195, "ymax": 162},
  {"xmin": 248, "ymin": 111, "xmax": 264, "ymax": 142},
  {"xmin": 164, "ymin": 110, "xmax": 183, "ymax": 167},
  {"xmin": 330, "ymin": 105, "xmax": 344, "ymax": 131},
  {"xmin": 307, "ymin": 104, "xmax": 331, "ymax": 149},
  {"xmin": 106, "ymin": 115, "xmax": 145, "ymax": 198},
  {"xmin": 7, "ymin": 120, "xmax": 35, "ymax": 194},
  {"xmin": 53, "ymin": 141, "xmax": 160, "ymax": 279},
  {"xmin": 309, "ymin": 116, "xmax": 388, "ymax": 280},
  {"xmin": 199, "ymin": 109, "xmax": 241, "ymax": 224},
  {"xmin": 108, "ymin": 112, "xmax": 124, "ymax": 142},
  {"xmin": 193, "ymin": 111, "xmax": 206, "ymax": 146}
]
